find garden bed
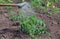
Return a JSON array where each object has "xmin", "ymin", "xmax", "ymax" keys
[{"xmin": 0, "ymin": 0, "xmax": 60, "ymax": 39}]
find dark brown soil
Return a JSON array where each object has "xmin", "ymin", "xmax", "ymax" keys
[{"xmin": 0, "ymin": 0, "xmax": 60, "ymax": 39}]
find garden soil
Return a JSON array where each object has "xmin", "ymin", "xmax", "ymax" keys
[{"xmin": 0, "ymin": 0, "xmax": 60, "ymax": 39}]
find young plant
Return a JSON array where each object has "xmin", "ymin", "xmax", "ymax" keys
[{"xmin": 20, "ymin": 16, "xmax": 48, "ymax": 39}]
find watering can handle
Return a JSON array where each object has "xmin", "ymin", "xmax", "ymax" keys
[{"xmin": 0, "ymin": 4, "xmax": 18, "ymax": 6}]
